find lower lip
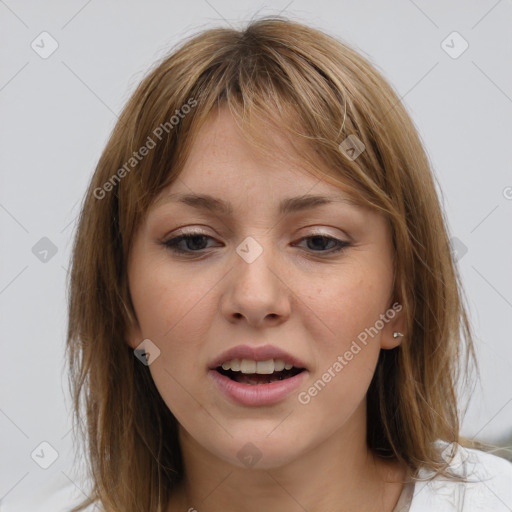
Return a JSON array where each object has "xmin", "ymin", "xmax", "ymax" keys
[{"xmin": 208, "ymin": 369, "xmax": 308, "ymax": 406}]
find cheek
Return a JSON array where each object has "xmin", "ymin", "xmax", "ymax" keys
[
  {"xmin": 130, "ymin": 259, "xmax": 217, "ymax": 342},
  {"xmin": 130, "ymin": 267, "xmax": 217, "ymax": 424},
  {"xmin": 129, "ymin": 259, "xmax": 219, "ymax": 384},
  {"xmin": 296, "ymin": 262, "xmax": 390, "ymax": 409},
  {"xmin": 304, "ymin": 264, "xmax": 390, "ymax": 352},
  {"xmin": 296, "ymin": 276, "xmax": 384, "ymax": 426}
]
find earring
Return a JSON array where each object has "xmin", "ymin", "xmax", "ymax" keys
[{"xmin": 393, "ymin": 332, "xmax": 404, "ymax": 339}]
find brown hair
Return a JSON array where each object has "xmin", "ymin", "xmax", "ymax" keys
[{"xmin": 66, "ymin": 15, "xmax": 484, "ymax": 512}]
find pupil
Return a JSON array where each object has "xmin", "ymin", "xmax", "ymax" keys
[
  {"xmin": 187, "ymin": 235, "xmax": 207, "ymax": 250},
  {"xmin": 309, "ymin": 236, "xmax": 330, "ymax": 251}
]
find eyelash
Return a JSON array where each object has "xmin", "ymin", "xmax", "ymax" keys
[{"xmin": 162, "ymin": 231, "xmax": 351, "ymax": 257}]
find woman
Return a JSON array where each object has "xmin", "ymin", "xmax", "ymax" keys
[{"xmin": 65, "ymin": 16, "xmax": 512, "ymax": 512}]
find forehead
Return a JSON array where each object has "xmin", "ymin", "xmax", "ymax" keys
[{"xmin": 153, "ymin": 107, "xmax": 367, "ymax": 212}]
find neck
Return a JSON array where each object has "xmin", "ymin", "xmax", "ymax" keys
[{"xmin": 166, "ymin": 404, "xmax": 408, "ymax": 512}]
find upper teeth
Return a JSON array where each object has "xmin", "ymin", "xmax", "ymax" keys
[{"xmin": 221, "ymin": 359, "xmax": 294, "ymax": 374}]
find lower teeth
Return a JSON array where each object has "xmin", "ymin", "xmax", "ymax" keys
[
  {"xmin": 248, "ymin": 375, "xmax": 284, "ymax": 385},
  {"xmin": 233, "ymin": 373, "xmax": 287, "ymax": 385},
  {"xmin": 218, "ymin": 368, "xmax": 301, "ymax": 385}
]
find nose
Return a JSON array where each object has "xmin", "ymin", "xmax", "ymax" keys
[{"xmin": 220, "ymin": 240, "xmax": 292, "ymax": 328}]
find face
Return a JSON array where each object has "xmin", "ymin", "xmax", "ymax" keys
[{"xmin": 126, "ymin": 106, "xmax": 404, "ymax": 470}]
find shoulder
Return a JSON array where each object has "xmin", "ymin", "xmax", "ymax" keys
[{"xmin": 409, "ymin": 440, "xmax": 512, "ymax": 512}]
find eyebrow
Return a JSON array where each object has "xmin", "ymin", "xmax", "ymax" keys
[{"xmin": 157, "ymin": 192, "xmax": 363, "ymax": 216}]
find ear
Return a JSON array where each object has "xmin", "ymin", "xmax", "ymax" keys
[
  {"xmin": 380, "ymin": 301, "xmax": 406, "ymax": 350},
  {"xmin": 125, "ymin": 316, "xmax": 144, "ymax": 350}
]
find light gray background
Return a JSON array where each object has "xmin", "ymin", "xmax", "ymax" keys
[{"xmin": 1, "ymin": 0, "xmax": 511, "ymax": 508}]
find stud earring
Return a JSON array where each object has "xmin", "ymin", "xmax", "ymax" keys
[{"xmin": 393, "ymin": 332, "xmax": 404, "ymax": 339}]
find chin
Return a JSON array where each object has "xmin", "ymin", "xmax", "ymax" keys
[{"xmin": 204, "ymin": 429, "xmax": 308, "ymax": 471}]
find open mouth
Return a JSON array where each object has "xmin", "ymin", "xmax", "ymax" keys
[{"xmin": 216, "ymin": 366, "xmax": 305, "ymax": 385}]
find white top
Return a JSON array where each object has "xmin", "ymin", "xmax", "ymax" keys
[
  {"xmin": 406, "ymin": 440, "xmax": 512, "ymax": 511},
  {"xmin": 1, "ymin": 441, "xmax": 511, "ymax": 511}
]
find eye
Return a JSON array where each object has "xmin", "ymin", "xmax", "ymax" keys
[
  {"xmin": 162, "ymin": 231, "xmax": 351, "ymax": 256},
  {"xmin": 162, "ymin": 231, "xmax": 217, "ymax": 255},
  {"xmin": 293, "ymin": 234, "xmax": 351, "ymax": 255}
]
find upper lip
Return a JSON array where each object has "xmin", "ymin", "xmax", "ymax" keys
[{"xmin": 209, "ymin": 344, "xmax": 308, "ymax": 370}]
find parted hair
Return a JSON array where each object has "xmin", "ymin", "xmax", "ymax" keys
[{"xmin": 66, "ymin": 15, "xmax": 482, "ymax": 512}]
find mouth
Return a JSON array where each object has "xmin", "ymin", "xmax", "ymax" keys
[
  {"xmin": 209, "ymin": 352, "xmax": 309, "ymax": 406},
  {"xmin": 215, "ymin": 359, "xmax": 306, "ymax": 385}
]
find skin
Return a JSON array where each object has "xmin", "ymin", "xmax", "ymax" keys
[{"xmin": 127, "ymin": 106, "xmax": 408, "ymax": 512}]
